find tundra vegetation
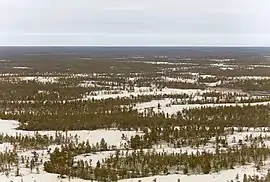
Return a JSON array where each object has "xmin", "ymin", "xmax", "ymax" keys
[{"xmin": 1, "ymin": 50, "xmax": 270, "ymax": 181}]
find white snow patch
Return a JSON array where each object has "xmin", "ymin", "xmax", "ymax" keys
[
  {"xmin": 220, "ymin": 67, "xmax": 234, "ymax": 70},
  {"xmin": 18, "ymin": 76, "xmax": 59, "ymax": 83},
  {"xmin": 200, "ymin": 75, "xmax": 216, "ymax": 79},
  {"xmin": 119, "ymin": 165, "xmax": 265, "ymax": 182},
  {"xmin": 0, "ymin": 143, "xmax": 14, "ymax": 152},
  {"xmin": 0, "ymin": 59, "xmax": 10, "ymax": 62},
  {"xmin": 231, "ymin": 76, "xmax": 270, "ymax": 80},
  {"xmin": 0, "ymin": 168, "xmax": 91, "ymax": 182},
  {"xmin": 205, "ymin": 81, "xmax": 222, "ymax": 87},
  {"xmin": 13, "ymin": 67, "xmax": 30, "ymax": 70},
  {"xmin": 135, "ymin": 101, "xmax": 270, "ymax": 116},
  {"xmin": 84, "ymin": 87, "xmax": 203, "ymax": 100},
  {"xmin": 139, "ymin": 61, "xmax": 198, "ymax": 66},
  {"xmin": 0, "ymin": 119, "xmax": 140, "ymax": 147},
  {"xmin": 161, "ymin": 76, "xmax": 197, "ymax": 84}
]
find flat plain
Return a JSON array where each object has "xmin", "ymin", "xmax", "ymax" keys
[{"xmin": 1, "ymin": 47, "xmax": 270, "ymax": 182}]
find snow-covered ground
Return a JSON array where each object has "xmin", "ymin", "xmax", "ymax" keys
[
  {"xmin": 119, "ymin": 165, "xmax": 266, "ymax": 182},
  {"xmin": 74, "ymin": 144, "xmax": 218, "ymax": 168},
  {"xmin": 0, "ymin": 119, "xmax": 140, "ymax": 147},
  {"xmin": 2, "ymin": 120, "xmax": 270, "ymax": 181},
  {"xmin": 133, "ymin": 61, "xmax": 198, "ymax": 66},
  {"xmin": 230, "ymin": 76, "xmax": 270, "ymax": 80},
  {"xmin": 0, "ymin": 142, "xmax": 13, "ymax": 152},
  {"xmin": 74, "ymin": 128, "xmax": 270, "ymax": 182},
  {"xmin": 13, "ymin": 66, "xmax": 31, "ymax": 70},
  {"xmin": 252, "ymin": 65, "xmax": 270, "ymax": 68},
  {"xmin": 210, "ymin": 59, "xmax": 234, "ymax": 62},
  {"xmin": 78, "ymin": 80, "xmax": 97, "ymax": 87},
  {"xmin": 2, "ymin": 70, "xmax": 270, "ymax": 181},
  {"xmin": 161, "ymin": 76, "xmax": 197, "ymax": 84},
  {"xmin": 0, "ymin": 171, "xmax": 84, "ymax": 182},
  {"xmin": 200, "ymin": 75, "xmax": 216, "ymax": 79},
  {"xmin": 18, "ymin": 76, "xmax": 59, "ymax": 83},
  {"xmin": 74, "ymin": 126, "xmax": 270, "ymax": 167},
  {"xmin": 210, "ymin": 63, "xmax": 238, "ymax": 70},
  {"xmin": 84, "ymin": 87, "xmax": 202, "ymax": 100},
  {"xmin": 0, "ymin": 119, "xmax": 141, "ymax": 182},
  {"xmin": 0, "ymin": 163, "xmax": 266, "ymax": 182},
  {"xmin": 204, "ymin": 80, "xmax": 222, "ymax": 87},
  {"xmin": 135, "ymin": 99, "xmax": 270, "ymax": 116}
]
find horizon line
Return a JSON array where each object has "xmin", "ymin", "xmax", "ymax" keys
[{"xmin": 0, "ymin": 45, "xmax": 270, "ymax": 48}]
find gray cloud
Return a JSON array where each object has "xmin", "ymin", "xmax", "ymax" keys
[{"xmin": 0, "ymin": 0, "xmax": 270, "ymax": 45}]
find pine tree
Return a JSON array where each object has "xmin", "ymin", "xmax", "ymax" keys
[
  {"xmin": 235, "ymin": 173, "xmax": 239, "ymax": 182},
  {"xmin": 16, "ymin": 165, "xmax": 20, "ymax": 176},
  {"xmin": 183, "ymin": 163, "xmax": 188, "ymax": 174},
  {"xmin": 30, "ymin": 159, "xmax": 34, "ymax": 172},
  {"xmin": 21, "ymin": 156, "xmax": 25, "ymax": 164},
  {"xmin": 26, "ymin": 158, "xmax": 29, "ymax": 168},
  {"xmin": 202, "ymin": 160, "xmax": 211, "ymax": 174},
  {"xmin": 100, "ymin": 138, "xmax": 108, "ymax": 151},
  {"xmin": 265, "ymin": 169, "xmax": 270, "ymax": 181},
  {"xmin": 243, "ymin": 174, "xmax": 248, "ymax": 182},
  {"xmin": 96, "ymin": 160, "xmax": 101, "ymax": 169},
  {"xmin": 158, "ymin": 103, "xmax": 161, "ymax": 109}
]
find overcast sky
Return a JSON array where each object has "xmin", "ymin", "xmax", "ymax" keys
[{"xmin": 1, "ymin": 0, "xmax": 270, "ymax": 46}]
